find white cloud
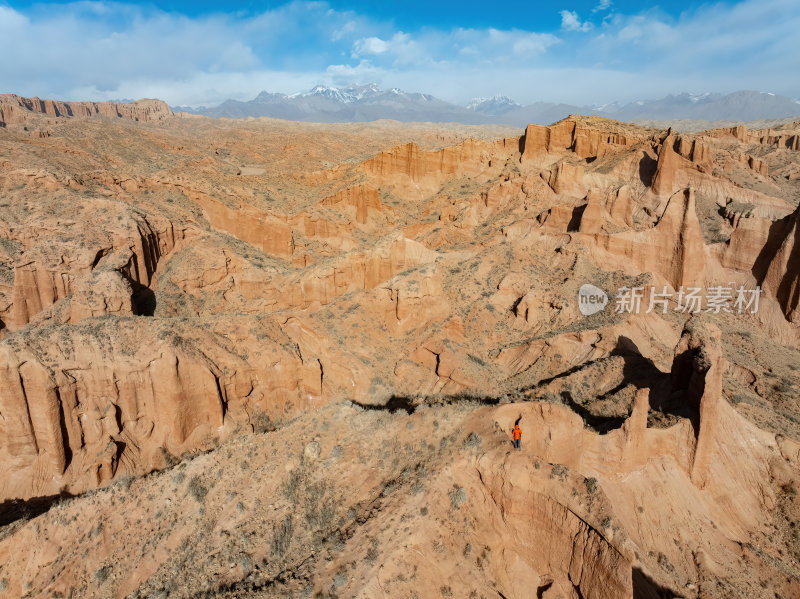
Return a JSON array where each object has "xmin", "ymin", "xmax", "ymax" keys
[
  {"xmin": 0, "ymin": 5, "xmax": 28, "ymax": 30},
  {"xmin": 0, "ymin": 0, "xmax": 797, "ymax": 107},
  {"xmin": 483, "ymin": 29, "xmax": 560, "ymax": 56},
  {"xmin": 593, "ymin": 0, "xmax": 613, "ymax": 13},
  {"xmin": 331, "ymin": 20, "xmax": 357, "ymax": 41},
  {"xmin": 560, "ymin": 10, "xmax": 593, "ymax": 32},
  {"xmin": 353, "ymin": 36, "xmax": 391, "ymax": 55},
  {"xmin": 352, "ymin": 32, "xmax": 414, "ymax": 61}
]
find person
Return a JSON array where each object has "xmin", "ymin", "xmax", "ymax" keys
[{"xmin": 512, "ymin": 423, "xmax": 522, "ymax": 449}]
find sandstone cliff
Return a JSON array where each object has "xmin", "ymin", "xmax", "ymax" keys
[{"xmin": 0, "ymin": 94, "xmax": 173, "ymax": 126}]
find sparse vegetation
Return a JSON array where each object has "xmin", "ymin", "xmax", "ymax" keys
[
  {"xmin": 463, "ymin": 432, "xmax": 482, "ymax": 448},
  {"xmin": 94, "ymin": 565, "xmax": 112, "ymax": 584},
  {"xmin": 550, "ymin": 464, "xmax": 569, "ymax": 481},
  {"xmin": 271, "ymin": 515, "xmax": 293, "ymax": 556},
  {"xmin": 449, "ymin": 485, "xmax": 467, "ymax": 509},
  {"xmin": 187, "ymin": 476, "xmax": 208, "ymax": 502},
  {"xmin": 251, "ymin": 410, "xmax": 276, "ymax": 434}
]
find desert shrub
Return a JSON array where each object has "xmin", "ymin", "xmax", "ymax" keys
[
  {"xmin": 550, "ymin": 464, "xmax": 568, "ymax": 481},
  {"xmin": 95, "ymin": 565, "xmax": 112, "ymax": 583},
  {"xmin": 160, "ymin": 447, "xmax": 178, "ymax": 468},
  {"xmin": 333, "ymin": 571, "xmax": 348, "ymax": 588},
  {"xmin": 448, "ymin": 486, "xmax": 467, "ymax": 509},
  {"xmin": 774, "ymin": 378, "xmax": 793, "ymax": 394},
  {"xmin": 281, "ymin": 469, "xmax": 304, "ymax": 500},
  {"xmin": 657, "ymin": 552, "xmax": 675, "ymax": 574},
  {"xmin": 463, "ymin": 432, "xmax": 482, "ymax": 448},
  {"xmin": 187, "ymin": 476, "xmax": 208, "ymax": 502},
  {"xmin": 304, "ymin": 481, "xmax": 336, "ymax": 530},
  {"xmin": 364, "ymin": 538, "xmax": 380, "ymax": 565},
  {"xmin": 466, "ymin": 354, "xmax": 486, "ymax": 367},
  {"xmin": 251, "ymin": 411, "xmax": 275, "ymax": 434},
  {"xmin": 584, "ymin": 477, "xmax": 598, "ymax": 495},
  {"xmin": 271, "ymin": 515, "xmax": 293, "ymax": 557}
]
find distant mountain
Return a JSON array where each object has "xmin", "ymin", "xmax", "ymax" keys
[
  {"xmin": 599, "ymin": 91, "xmax": 800, "ymax": 122},
  {"xmin": 175, "ymin": 85, "xmax": 800, "ymax": 126},
  {"xmin": 180, "ymin": 83, "xmax": 488, "ymax": 124},
  {"xmin": 499, "ymin": 91, "xmax": 800, "ymax": 126},
  {"xmin": 466, "ymin": 95, "xmax": 521, "ymax": 116}
]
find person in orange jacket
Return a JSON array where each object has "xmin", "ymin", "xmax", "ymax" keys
[{"xmin": 512, "ymin": 423, "xmax": 522, "ymax": 449}]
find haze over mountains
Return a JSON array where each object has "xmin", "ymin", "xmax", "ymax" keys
[{"xmin": 176, "ymin": 84, "xmax": 800, "ymax": 125}]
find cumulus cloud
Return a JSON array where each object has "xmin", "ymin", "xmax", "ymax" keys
[
  {"xmin": 331, "ymin": 20, "xmax": 357, "ymax": 41},
  {"xmin": 559, "ymin": 10, "xmax": 593, "ymax": 32},
  {"xmin": 351, "ymin": 32, "xmax": 421, "ymax": 65},
  {"xmin": 593, "ymin": 0, "xmax": 613, "ymax": 13},
  {"xmin": 353, "ymin": 36, "xmax": 392, "ymax": 55},
  {"xmin": 0, "ymin": 0, "xmax": 797, "ymax": 107}
]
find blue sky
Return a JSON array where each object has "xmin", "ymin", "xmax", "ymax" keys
[{"xmin": 1, "ymin": 0, "xmax": 798, "ymax": 106}]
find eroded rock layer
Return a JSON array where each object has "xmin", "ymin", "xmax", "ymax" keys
[{"xmin": 0, "ymin": 103, "xmax": 798, "ymax": 598}]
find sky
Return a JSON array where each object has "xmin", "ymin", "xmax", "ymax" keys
[{"xmin": 0, "ymin": 0, "xmax": 798, "ymax": 107}]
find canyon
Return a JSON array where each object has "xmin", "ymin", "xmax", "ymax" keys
[{"xmin": 0, "ymin": 95, "xmax": 798, "ymax": 598}]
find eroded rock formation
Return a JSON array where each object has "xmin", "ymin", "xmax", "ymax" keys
[
  {"xmin": 0, "ymin": 108, "xmax": 798, "ymax": 598},
  {"xmin": 0, "ymin": 94, "xmax": 173, "ymax": 126}
]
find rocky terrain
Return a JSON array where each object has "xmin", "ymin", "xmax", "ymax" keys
[{"xmin": 0, "ymin": 94, "xmax": 798, "ymax": 598}]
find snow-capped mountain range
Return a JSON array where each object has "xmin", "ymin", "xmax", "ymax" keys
[
  {"xmin": 176, "ymin": 85, "xmax": 800, "ymax": 126},
  {"xmin": 287, "ymin": 83, "xmax": 433, "ymax": 103},
  {"xmin": 466, "ymin": 95, "xmax": 522, "ymax": 115}
]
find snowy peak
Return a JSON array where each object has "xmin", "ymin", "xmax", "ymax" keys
[
  {"xmin": 466, "ymin": 95, "xmax": 522, "ymax": 115},
  {"xmin": 294, "ymin": 83, "xmax": 395, "ymax": 103},
  {"xmin": 180, "ymin": 88, "xmax": 800, "ymax": 126},
  {"xmin": 186, "ymin": 83, "xmax": 486, "ymax": 123}
]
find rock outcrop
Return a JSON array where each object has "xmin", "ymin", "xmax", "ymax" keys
[
  {"xmin": 362, "ymin": 139, "xmax": 489, "ymax": 181},
  {"xmin": 724, "ymin": 153, "xmax": 769, "ymax": 176},
  {"xmin": 520, "ymin": 117, "xmax": 644, "ymax": 162},
  {"xmin": 320, "ymin": 184, "xmax": 385, "ymax": 225},
  {"xmin": 651, "ymin": 132, "xmax": 681, "ymax": 196},
  {"xmin": 0, "ymin": 94, "xmax": 173, "ymax": 126},
  {"xmin": 0, "ymin": 317, "xmax": 321, "ymax": 500},
  {"xmin": 0, "ymin": 209, "xmax": 180, "ymax": 331},
  {"xmin": 706, "ymin": 122, "xmax": 800, "ymax": 150},
  {"xmin": 546, "ymin": 161, "xmax": 587, "ymax": 196},
  {"xmin": 756, "ymin": 205, "xmax": 800, "ymax": 323},
  {"xmin": 587, "ymin": 187, "xmax": 707, "ymax": 289},
  {"xmin": 670, "ymin": 321, "xmax": 726, "ymax": 487}
]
